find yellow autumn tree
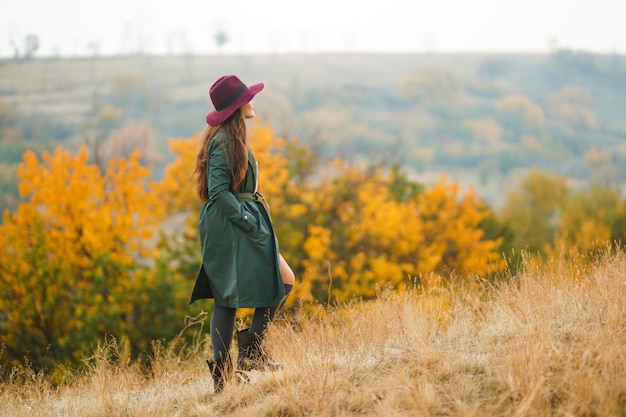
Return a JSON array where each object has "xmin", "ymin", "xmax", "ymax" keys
[
  {"xmin": 549, "ymin": 185, "xmax": 624, "ymax": 256},
  {"xmin": 499, "ymin": 168, "xmax": 569, "ymax": 255},
  {"xmin": 296, "ymin": 165, "xmax": 504, "ymax": 304},
  {"xmin": 0, "ymin": 145, "xmax": 181, "ymax": 373},
  {"xmin": 499, "ymin": 168, "xmax": 626, "ymax": 258}
]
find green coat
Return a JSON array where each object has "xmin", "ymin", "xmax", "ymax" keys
[{"xmin": 190, "ymin": 132, "xmax": 284, "ymax": 308}]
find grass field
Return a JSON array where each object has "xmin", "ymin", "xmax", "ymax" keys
[{"xmin": 1, "ymin": 247, "xmax": 624, "ymax": 417}]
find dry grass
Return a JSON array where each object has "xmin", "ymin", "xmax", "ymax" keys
[{"xmin": 2, "ymin": 248, "xmax": 625, "ymax": 416}]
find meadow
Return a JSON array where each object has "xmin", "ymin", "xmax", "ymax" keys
[{"xmin": 2, "ymin": 247, "xmax": 624, "ymax": 417}]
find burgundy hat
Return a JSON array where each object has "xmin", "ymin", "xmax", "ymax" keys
[{"xmin": 205, "ymin": 75, "xmax": 264, "ymax": 126}]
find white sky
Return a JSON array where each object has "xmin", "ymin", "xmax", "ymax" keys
[{"xmin": 1, "ymin": 0, "xmax": 625, "ymax": 57}]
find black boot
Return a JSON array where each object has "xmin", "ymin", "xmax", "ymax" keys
[
  {"xmin": 236, "ymin": 328, "xmax": 281, "ymax": 372},
  {"xmin": 206, "ymin": 354, "xmax": 232, "ymax": 393}
]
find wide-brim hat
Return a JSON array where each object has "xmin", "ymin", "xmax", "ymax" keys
[{"xmin": 206, "ymin": 75, "xmax": 264, "ymax": 126}]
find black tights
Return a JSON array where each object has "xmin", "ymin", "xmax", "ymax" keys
[{"xmin": 210, "ymin": 284, "xmax": 293, "ymax": 360}]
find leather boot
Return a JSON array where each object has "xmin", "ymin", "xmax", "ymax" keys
[
  {"xmin": 206, "ymin": 354, "xmax": 232, "ymax": 393},
  {"xmin": 236, "ymin": 328, "xmax": 281, "ymax": 372}
]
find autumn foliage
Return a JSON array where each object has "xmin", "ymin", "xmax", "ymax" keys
[
  {"xmin": 500, "ymin": 168, "xmax": 626, "ymax": 257},
  {"xmin": 3, "ymin": 120, "xmax": 620, "ymax": 374},
  {"xmin": 0, "ymin": 146, "xmax": 178, "ymax": 372}
]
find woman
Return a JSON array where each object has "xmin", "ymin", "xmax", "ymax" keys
[{"xmin": 190, "ymin": 74, "xmax": 295, "ymax": 393}]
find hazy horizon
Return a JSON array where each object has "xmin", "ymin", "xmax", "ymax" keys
[{"xmin": 2, "ymin": 0, "xmax": 626, "ymax": 58}]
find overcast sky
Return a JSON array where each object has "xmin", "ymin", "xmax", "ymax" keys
[{"xmin": 1, "ymin": 0, "xmax": 625, "ymax": 57}]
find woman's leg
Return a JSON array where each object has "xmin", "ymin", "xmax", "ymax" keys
[
  {"xmin": 279, "ymin": 253, "xmax": 295, "ymax": 285},
  {"xmin": 276, "ymin": 253, "xmax": 295, "ymax": 312},
  {"xmin": 211, "ymin": 305, "xmax": 236, "ymax": 359},
  {"xmin": 208, "ymin": 305, "xmax": 236, "ymax": 392}
]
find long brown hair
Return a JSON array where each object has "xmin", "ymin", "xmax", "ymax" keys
[{"xmin": 194, "ymin": 108, "xmax": 248, "ymax": 203}]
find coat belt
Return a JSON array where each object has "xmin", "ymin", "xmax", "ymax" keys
[
  {"xmin": 236, "ymin": 192, "xmax": 270, "ymax": 214},
  {"xmin": 235, "ymin": 192, "xmax": 259, "ymax": 202}
]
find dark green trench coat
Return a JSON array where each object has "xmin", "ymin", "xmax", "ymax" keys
[{"xmin": 190, "ymin": 132, "xmax": 284, "ymax": 308}]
